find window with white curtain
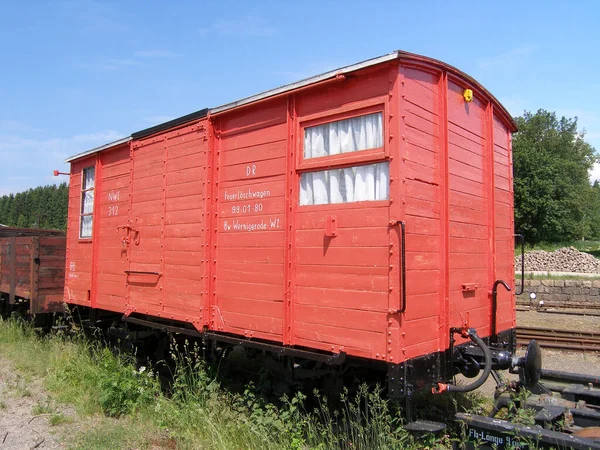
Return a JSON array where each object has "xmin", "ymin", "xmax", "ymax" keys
[
  {"xmin": 300, "ymin": 111, "xmax": 388, "ymax": 206},
  {"xmin": 303, "ymin": 112, "xmax": 383, "ymax": 159},
  {"xmin": 80, "ymin": 166, "xmax": 95, "ymax": 238},
  {"xmin": 300, "ymin": 162, "xmax": 389, "ymax": 206}
]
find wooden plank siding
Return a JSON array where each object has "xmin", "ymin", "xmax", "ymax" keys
[
  {"xmin": 292, "ymin": 66, "xmax": 393, "ymax": 360},
  {"xmin": 213, "ymin": 99, "xmax": 288, "ymax": 342},
  {"xmin": 94, "ymin": 144, "xmax": 130, "ymax": 312},
  {"xmin": 0, "ymin": 235, "xmax": 65, "ymax": 313},
  {"xmin": 64, "ymin": 54, "xmax": 517, "ymax": 367},
  {"xmin": 64, "ymin": 157, "xmax": 95, "ymax": 306},
  {"xmin": 446, "ymin": 80, "xmax": 491, "ymax": 334}
]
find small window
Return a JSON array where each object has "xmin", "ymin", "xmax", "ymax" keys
[
  {"xmin": 300, "ymin": 161, "xmax": 389, "ymax": 206},
  {"xmin": 304, "ymin": 112, "xmax": 383, "ymax": 159},
  {"xmin": 80, "ymin": 166, "xmax": 95, "ymax": 238}
]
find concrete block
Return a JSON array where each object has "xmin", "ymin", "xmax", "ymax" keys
[
  {"xmin": 565, "ymin": 280, "xmax": 577, "ymax": 287},
  {"xmin": 541, "ymin": 279, "xmax": 554, "ymax": 287},
  {"xmin": 554, "ymin": 280, "xmax": 565, "ymax": 288}
]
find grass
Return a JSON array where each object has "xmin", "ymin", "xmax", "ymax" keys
[
  {"xmin": 32, "ymin": 399, "xmax": 55, "ymax": 415},
  {"xmin": 49, "ymin": 412, "xmax": 71, "ymax": 426},
  {"xmin": 517, "ymin": 272, "xmax": 600, "ymax": 280},
  {"xmin": 520, "ymin": 240, "xmax": 600, "ymax": 257},
  {"xmin": 0, "ymin": 317, "xmax": 460, "ymax": 450}
]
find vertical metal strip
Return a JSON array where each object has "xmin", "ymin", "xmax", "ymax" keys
[
  {"xmin": 90, "ymin": 154, "xmax": 102, "ymax": 309},
  {"xmin": 486, "ymin": 103, "xmax": 497, "ymax": 335},
  {"xmin": 390, "ymin": 59, "xmax": 403, "ymax": 362},
  {"xmin": 126, "ymin": 141, "xmax": 135, "ymax": 312},
  {"xmin": 202, "ymin": 119, "xmax": 215, "ymax": 327},
  {"xmin": 64, "ymin": 169, "xmax": 72, "ymax": 303},
  {"xmin": 161, "ymin": 135, "xmax": 168, "ymax": 314},
  {"xmin": 206, "ymin": 117, "xmax": 220, "ymax": 328},
  {"xmin": 439, "ymin": 72, "xmax": 450, "ymax": 353},
  {"xmin": 507, "ymin": 121, "xmax": 516, "ymax": 323},
  {"xmin": 284, "ymin": 96, "xmax": 296, "ymax": 346}
]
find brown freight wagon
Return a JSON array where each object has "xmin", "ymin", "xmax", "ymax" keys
[{"xmin": 0, "ymin": 227, "xmax": 66, "ymax": 315}]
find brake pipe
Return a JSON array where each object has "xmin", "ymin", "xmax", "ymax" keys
[{"xmin": 432, "ymin": 328, "xmax": 493, "ymax": 394}]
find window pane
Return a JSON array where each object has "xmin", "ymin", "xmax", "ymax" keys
[
  {"xmin": 299, "ymin": 161, "xmax": 389, "ymax": 206},
  {"xmin": 81, "ymin": 190, "xmax": 94, "ymax": 214},
  {"xmin": 83, "ymin": 167, "xmax": 95, "ymax": 190},
  {"xmin": 80, "ymin": 216, "xmax": 93, "ymax": 238},
  {"xmin": 304, "ymin": 112, "xmax": 383, "ymax": 159}
]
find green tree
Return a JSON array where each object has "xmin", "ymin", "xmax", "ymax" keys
[
  {"xmin": 513, "ymin": 109, "xmax": 598, "ymax": 244},
  {"xmin": 16, "ymin": 214, "xmax": 26, "ymax": 228},
  {"xmin": 587, "ymin": 181, "xmax": 600, "ymax": 239},
  {"xmin": 0, "ymin": 184, "xmax": 69, "ymax": 230}
]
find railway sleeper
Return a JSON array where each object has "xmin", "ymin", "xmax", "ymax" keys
[
  {"xmin": 458, "ymin": 371, "xmax": 600, "ymax": 449},
  {"xmin": 455, "ymin": 411, "xmax": 600, "ymax": 450}
]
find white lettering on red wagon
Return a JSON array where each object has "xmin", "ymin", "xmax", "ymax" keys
[
  {"xmin": 231, "ymin": 203, "xmax": 263, "ymax": 215},
  {"xmin": 107, "ymin": 191, "xmax": 120, "ymax": 216},
  {"xmin": 224, "ymin": 188, "xmax": 271, "ymax": 201},
  {"xmin": 245, "ymin": 164, "xmax": 257, "ymax": 177},
  {"xmin": 223, "ymin": 218, "xmax": 281, "ymax": 232}
]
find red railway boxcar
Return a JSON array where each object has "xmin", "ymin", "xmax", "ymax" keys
[
  {"xmin": 63, "ymin": 51, "xmax": 531, "ymax": 398},
  {"xmin": 0, "ymin": 227, "xmax": 66, "ymax": 315}
]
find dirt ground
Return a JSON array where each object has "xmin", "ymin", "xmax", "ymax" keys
[
  {"xmin": 0, "ymin": 356, "xmax": 74, "ymax": 449},
  {"xmin": 517, "ymin": 308, "xmax": 600, "ymax": 332}
]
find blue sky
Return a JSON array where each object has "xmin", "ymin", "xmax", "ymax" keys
[{"xmin": 1, "ymin": 0, "xmax": 599, "ymax": 195}]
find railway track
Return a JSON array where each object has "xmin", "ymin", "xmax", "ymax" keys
[{"xmin": 516, "ymin": 326, "xmax": 600, "ymax": 351}]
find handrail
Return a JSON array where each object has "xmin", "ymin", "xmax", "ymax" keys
[
  {"xmin": 124, "ymin": 270, "xmax": 161, "ymax": 276},
  {"xmin": 390, "ymin": 220, "xmax": 406, "ymax": 314},
  {"xmin": 491, "ymin": 279, "xmax": 511, "ymax": 341}
]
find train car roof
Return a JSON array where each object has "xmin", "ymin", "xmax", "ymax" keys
[{"xmin": 66, "ymin": 50, "xmax": 517, "ymax": 163}]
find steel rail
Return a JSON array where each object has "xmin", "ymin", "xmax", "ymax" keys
[{"xmin": 516, "ymin": 326, "xmax": 600, "ymax": 352}]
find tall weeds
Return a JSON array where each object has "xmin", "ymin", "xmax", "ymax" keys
[{"xmin": 0, "ymin": 318, "xmax": 449, "ymax": 449}]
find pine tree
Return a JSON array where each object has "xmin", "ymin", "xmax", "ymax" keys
[{"xmin": 0, "ymin": 185, "xmax": 69, "ymax": 230}]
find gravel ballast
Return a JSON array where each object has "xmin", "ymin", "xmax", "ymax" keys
[{"xmin": 515, "ymin": 246, "xmax": 600, "ymax": 273}]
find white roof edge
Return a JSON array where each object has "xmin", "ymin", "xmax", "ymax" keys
[
  {"xmin": 66, "ymin": 51, "xmax": 400, "ymax": 162},
  {"xmin": 65, "ymin": 137, "xmax": 131, "ymax": 163},
  {"xmin": 210, "ymin": 51, "xmax": 399, "ymax": 114}
]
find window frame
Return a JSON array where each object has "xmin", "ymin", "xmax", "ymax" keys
[
  {"xmin": 296, "ymin": 98, "xmax": 391, "ymax": 208},
  {"xmin": 297, "ymin": 99, "xmax": 388, "ymax": 172},
  {"xmin": 79, "ymin": 166, "xmax": 95, "ymax": 240}
]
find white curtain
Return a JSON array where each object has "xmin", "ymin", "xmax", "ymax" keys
[
  {"xmin": 300, "ymin": 112, "xmax": 387, "ymax": 206},
  {"xmin": 83, "ymin": 167, "xmax": 95, "ymax": 190},
  {"xmin": 80, "ymin": 216, "xmax": 93, "ymax": 238},
  {"xmin": 80, "ymin": 167, "xmax": 95, "ymax": 237},
  {"xmin": 303, "ymin": 112, "xmax": 383, "ymax": 159},
  {"xmin": 300, "ymin": 162, "xmax": 389, "ymax": 206}
]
